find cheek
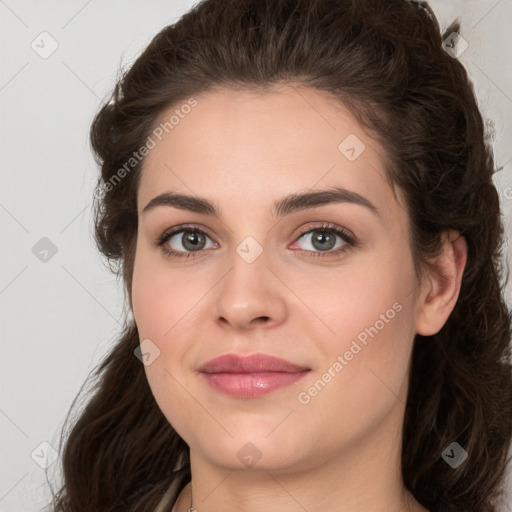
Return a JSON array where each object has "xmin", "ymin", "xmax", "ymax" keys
[
  {"xmin": 131, "ymin": 248, "xmax": 196, "ymax": 340},
  {"xmin": 294, "ymin": 247, "xmax": 417, "ymax": 430},
  {"xmin": 296, "ymin": 249, "xmax": 415, "ymax": 351},
  {"xmin": 131, "ymin": 252, "xmax": 203, "ymax": 439}
]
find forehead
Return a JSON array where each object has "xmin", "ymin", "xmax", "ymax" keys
[{"xmin": 137, "ymin": 84, "xmax": 403, "ymax": 220}]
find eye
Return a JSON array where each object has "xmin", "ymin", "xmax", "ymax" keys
[
  {"xmin": 290, "ymin": 222, "xmax": 355, "ymax": 258},
  {"xmin": 156, "ymin": 224, "xmax": 217, "ymax": 259}
]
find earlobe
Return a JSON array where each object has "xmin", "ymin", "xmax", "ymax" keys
[{"xmin": 415, "ymin": 230, "xmax": 468, "ymax": 336}]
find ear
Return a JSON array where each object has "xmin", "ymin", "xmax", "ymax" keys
[{"xmin": 415, "ymin": 229, "xmax": 468, "ymax": 336}]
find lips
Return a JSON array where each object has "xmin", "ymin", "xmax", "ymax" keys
[
  {"xmin": 198, "ymin": 353, "xmax": 311, "ymax": 398},
  {"xmin": 199, "ymin": 353, "xmax": 310, "ymax": 373}
]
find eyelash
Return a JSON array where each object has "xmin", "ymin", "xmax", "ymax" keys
[{"xmin": 155, "ymin": 222, "xmax": 356, "ymax": 260}]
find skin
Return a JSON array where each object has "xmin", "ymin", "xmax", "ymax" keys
[{"xmin": 130, "ymin": 83, "xmax": 467, "ymax": 512}]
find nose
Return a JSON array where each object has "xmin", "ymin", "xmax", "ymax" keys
[{"xmin": 212, "ymin": 247, "xmax": 287, "ymax": 332}]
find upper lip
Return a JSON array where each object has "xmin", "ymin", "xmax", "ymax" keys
[{"xmin": 198, "ymin": 353, "xmax": 310, "ymax": 374}]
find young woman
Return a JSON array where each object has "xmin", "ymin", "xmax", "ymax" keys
[{"xmin": 46, "ymin": 0, "xmax": 512, "ymax": 511}]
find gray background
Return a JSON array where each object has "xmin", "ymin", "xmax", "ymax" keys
[{"xmin": 1, "ymin": 1, "xmax": 511, "ymax": 510}]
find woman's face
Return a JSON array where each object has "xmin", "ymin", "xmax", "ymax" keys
[{"xmin": 131, "ymin": 84, "xmax": 425, "ymax": 473}]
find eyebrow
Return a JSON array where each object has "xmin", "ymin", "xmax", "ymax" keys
[{"xmin": 141, "ymin": 186, "xmax": 380, "ymax": 219}]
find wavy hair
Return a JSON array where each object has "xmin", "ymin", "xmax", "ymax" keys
[{"xmin": 46, "ymin": 0, "xmax": 512, "ymax": 511}]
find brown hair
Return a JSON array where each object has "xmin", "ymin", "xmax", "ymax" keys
[{"xmin": 45, "ymin": 0, "xmax": 512, "ymax": 511}]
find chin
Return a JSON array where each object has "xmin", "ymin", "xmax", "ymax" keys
[{"xmin": 188, "ymin": 426, "xmax": 313, "ymax": 473}]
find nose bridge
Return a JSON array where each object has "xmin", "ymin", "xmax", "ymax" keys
[
  {"xmin": 235, "ymin": 233, "xmax": 266, "ymax": 266},
  {"xmin": 222, "ymin": 232, "xmax": 270, "ymax": 302},
  {"xmin": 221, "ymin": 206, "xmax": 273, "ymax": 271},
  {"xmin": 212, "ymin": 230, "xmax": 285, "ymax": 328}
]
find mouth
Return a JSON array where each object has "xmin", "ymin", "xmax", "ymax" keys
[{"xmin": 198, "ymin": 353, "xmax": 311, "ymax": 398}]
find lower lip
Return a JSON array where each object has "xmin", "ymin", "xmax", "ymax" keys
[{"xmin": 200, "ymin": 371, "xmax": 310, "ymax": 398}]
